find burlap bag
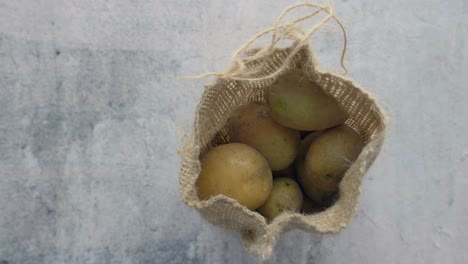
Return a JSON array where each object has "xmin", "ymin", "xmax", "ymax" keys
[{"xmin": 179, "ymin": 3, "xmax": 386, "ymax": 258}]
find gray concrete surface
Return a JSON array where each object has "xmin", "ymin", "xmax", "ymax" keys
[{"xmin": 0, "ymin": 0, "xmax": 467, "ymax": 263}]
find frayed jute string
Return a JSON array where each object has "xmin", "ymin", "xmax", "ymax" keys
[{"xmin": 186, "ymin": 2, "xmax": 348, "ymax": 81}]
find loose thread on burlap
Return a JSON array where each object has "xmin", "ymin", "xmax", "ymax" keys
[{"xmin": 185, "ymin": 2, "xmax": 348, "ymax": 81}]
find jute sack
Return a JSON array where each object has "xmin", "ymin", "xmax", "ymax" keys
[{"xmin": 179, "ymin": 3, "xmax": 386, "ymax": 258}]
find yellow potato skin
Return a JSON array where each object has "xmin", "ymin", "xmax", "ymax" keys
[
  {"xmin": 267, "ymin": 69, "xmax": 348, "ymax": 130},
  {"xmin": 228, "ymin": 102, "xmax": 300, "ymax": 171},
  {"xmin": 299, "ymin": 177, "xmax": 337, "ymax": 205},
  {"xmin": 295, "ymin": 131, "xmax": 324, "ymax": 182},
  {"xmin": 196, "ymin": 143, "xmax": 273, "ymax": 211},
  {"xmin": 258, "ymin": 177, "xmax": 303, "ymax": 220},
  {"xmin": 305, "ymin": 125, "xmax": 363, "ymax": 191},
  {"xmin": 295, "ymin": 131, "xmax": 336, "ymax": 205}
]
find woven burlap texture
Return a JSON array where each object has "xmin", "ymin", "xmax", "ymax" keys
[{"xmin": 179, "ymin": 3, "xmax": 386, "ymax": 258}]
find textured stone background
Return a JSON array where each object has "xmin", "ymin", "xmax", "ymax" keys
[{"xmin": 0, "ymin": 0, "xmax": 467, "ymax": 263}]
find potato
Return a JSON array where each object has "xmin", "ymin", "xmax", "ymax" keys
[
  {"xmin": 299, "ymin": 178, "xmax": 337, "ymax": 206},
  {"xmin": 258, "ymin": 177, "xmax": 303, "ymax": 220},
  {"xmin": 304, "ymin": 125, "xmax": 363, "ymax": 191},
  {"xmin": 196, "ymin": 143, "xmax": 273, "ymax": 210},
  {"xmin": 267, "ymin": 69, "xmax": 348, "ymax": 130},
  {"xmin": 228, "ymin": 101, "xmax": 300, "ymax": 171},
  {"xmin": 301, "ymin": 196, "xmax": 324, "ymax": 214},
  {"xmin": 295, "ymin": 131, "xmax": 335, "ymax": 204},
  {"xmin": 295, "ymin": 131, "xmax": 324, "ymax": 182}
]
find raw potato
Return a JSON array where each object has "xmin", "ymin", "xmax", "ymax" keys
[
  {"xmin": 305, "ymin": 125, "xmax": 364, "ymax": 191},
  {"xmin": 196, "ymin": 143, "xmax": 273, "ymax": 210},
  {"xmin": 258, "ymin": 178, "xmax": 303, "ymax": 220},
  {"xmin": 295, "ymin": 131, "xmax": 336, "ymax": 205},
  {"xmin": 295, "ymin": 131, "xmax": 324, "ymax": 182},
  {"xmin": 299, "ymin": 178, "xmax": 337, "ymax": 206},
  {"xmin": 267, "ymin": 69, "xmax": 348, "ymax": 130},
  {"xmin": 228, "ymin": 101, "xmax": 300, "ymax": 171}
]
